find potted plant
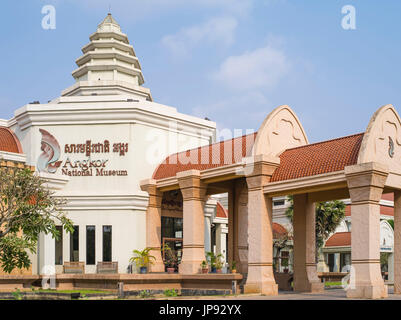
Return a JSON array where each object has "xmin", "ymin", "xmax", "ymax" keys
[
  {"xmin": 231, "ymin": 260, "xmax": 237, "ymax": 274},
  {"xmin": 162, "ymin": 243, "xmax": 177, "ymax": 274},
  {"xmin": 129, "ymin": 247, "xmax": 156, "ymax": 274},
  {"xmin": 206, "ymin": 251, "xmax": 217, "ymax": 273},
  {"xmin": 215, "ymin": 254, "xmax": 224, "ymax": 273},
  {"xmin": 201, "ymin": 260, "xmax": 208, "ymax": 274}
]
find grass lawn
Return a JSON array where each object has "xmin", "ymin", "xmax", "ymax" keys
[{"xmin": 324, "ymin": 281, "xmax": 343, "ymax": 287}]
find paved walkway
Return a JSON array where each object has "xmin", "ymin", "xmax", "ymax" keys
[{"xmin": 172, "ymin": 288, "xmax": 401, "ymax": 300}]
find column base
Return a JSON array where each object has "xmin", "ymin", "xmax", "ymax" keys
[
  {"xmin": 149, "ymin": 261, "xmax": 165, "ymax": 273},
  {"xmin": 179, "ymin": 261, "xmax": 202, "ymax": 274},
  {"xmin": 394, "ymin": 284, "xmax": 401, "ymax": 295},
  {"xmin": 244, "ymin": 281, "xmax": 278, "ymax": 295},
  {"xmin": 294, "ymin": 280, "xmax": 324, "ymax": 293},
  {"xmin": 347, "ymin": 284, "xmax": 388, "ymax": 299}
]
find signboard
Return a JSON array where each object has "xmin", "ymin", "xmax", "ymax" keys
[{"xmin": 37, "ymin": 129, "xmax": 129, "ymax": 177}]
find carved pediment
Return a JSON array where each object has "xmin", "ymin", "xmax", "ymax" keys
[
  {"xmin": 358, "ymin": 104, "xmax": 401, "ymax": 173},
  {"xmin": 252, "ymin": 105, "xmax": 308, "ymax": 157}
]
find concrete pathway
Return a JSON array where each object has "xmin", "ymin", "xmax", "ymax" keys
[{"xmin": 169, "ymin": 288, "xmax": 401, "ymax": 300}]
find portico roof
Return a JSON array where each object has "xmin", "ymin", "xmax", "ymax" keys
[
  {"xmin": 270, "ymin": 133, "xmax": 364, "ymax": 182},
  {"xmin": 0, "ymin": 127, "xmax": 23, "ymax": 154},
  {"xmin": 147, "ymin": 104, "xmax": 401, "ymax": 196},
  {"xmin": 216, "ymin": 202, "xmax": 228, "ymax": 218},
  {"xmin": 152, "ymin": 133, "xmax": 257, "ymax": 180},
  {"xmin": 325, "ymin": 232, "xmax": 351, "ymax": 247}
]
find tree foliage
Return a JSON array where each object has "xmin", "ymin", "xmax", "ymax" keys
[
  {"xmin": 285, "ymin": 195, "xmax": 346, "ymax": 249},
  {"xmin": 0, "ymin": 167, "xmax": 73, "ymax": 273}
]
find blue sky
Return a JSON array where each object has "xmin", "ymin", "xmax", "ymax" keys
[{"xmin": 0, "ymin": 0, "xmax": 400, "ymax": 143}]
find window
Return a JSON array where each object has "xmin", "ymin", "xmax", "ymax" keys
[
  {"xmin": 70, "ymin": 226, "xmax": 79, "ymax": 262},
  {"xmin": 103, "ymin": 226, "xmax": 112, "ymax": 262},
  {"xmin": 280, "ymin": 251, "xmax": 289, "ymax": 270},
  {"xmin": 161, "ymin": 217, "xmax": 183, "ymax": 239},
  {"xmin": 86, "ymin": 226, "xmax": 96, "ymax": 265},
  {"xmin": 55, "ymin": 226, "xmax": 63, "ymax": 265},
  {"xmin": 273, "ymin": 200, "xmax": 285, "ymax": 206},
  {"xmin": 327, "ymin": 253, "xmax": 335, "ymax": 272}
]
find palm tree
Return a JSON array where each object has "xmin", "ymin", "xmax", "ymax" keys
[{"xmin": 285, "ymin": 195, "xmax": 345, "ymax": 260}]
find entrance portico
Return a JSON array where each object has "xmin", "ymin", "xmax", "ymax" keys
[{"xmin": 141, "ymin": 103, "xmax": 401, "ymax": 299}]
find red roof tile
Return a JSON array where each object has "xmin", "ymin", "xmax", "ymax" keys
[
  {"xmin": 153, "ymin": 133, "xmax": 256, "ymax": 180},
  {"xmin": 382, "ymin": 193, "xmax": 394, "ymax": 201},
  {"xmin": 216, "ymin": 202, "xmax": 228, "ymax": 218},
  {"xmin": 380, "ymin": 206, "xmax": 394, "ymax": 216},
  {"xmin": 345, "ymin": 204, "xmax": 394, "ymax": 217},
  {"xmin": 325, "ymin": 232, "xmax": 351, "ymax": 247},
  {"xmin": 0, "ymin": 127, "xmax": 23, "ymax": 154},
  {"xmin": 270, "ymin": 133, "xmax": 364, "ymax": 182},
  {"xmin": 273, "ymin": 222, "xmax": 287, "ymax": 239}
]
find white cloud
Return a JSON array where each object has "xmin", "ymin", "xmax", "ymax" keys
[
  {"xmin": 213, "ymin": 45, "xmax": 290, "ymax": 91},
  {"xmin": 162, "ymin": 16, "xmax": 238, "ymax": 57}
]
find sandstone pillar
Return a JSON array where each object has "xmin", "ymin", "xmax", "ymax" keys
[
  {"xmin": 293, "ymin": 193, "xmax": 324, "ymax": 292},
  {"xmin": 345, "ymin": 162, "xmax": 388, "ymax": 299},
  {"xmin": 140, "ymin": 179, "xmax": 165, "ymax": 272},
  {"xmin": 177, "ymin": 170, "xmax": 207, "ymax": 274},
  {"xmin": 235, "ymin": 179, "xmax": 249, "ymax": 274},
  {"xmin": 394, "ymin": 190, "xmax": 401, "ymax": 293},
  {"xmin": 227, "ymin": 189, "xmax": 234, "ymax": 265},
  {"xmin": 244, "ymin": 155, "xmax": 279, "ymax": 295}
]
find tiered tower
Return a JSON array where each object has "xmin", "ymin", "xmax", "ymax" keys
[{"xmin": 62, "ymin": 13, "xmax": 152, "ymax": 101}]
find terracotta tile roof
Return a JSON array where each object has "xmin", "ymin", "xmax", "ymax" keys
[
  {"xmin": 273, "ymin": 222, "xmax": 288, "ymax": 239},
  {"xmin": 325, "ymin": 232, "xmax": 351, "ymax": 247},
  {"xmin": 380, "ymin": 205, "xmax": 394, "ymax": 216},
  {"xmin": 216, "ymin": 202, "xmax": 228, "ymax": 218},
  {"xmin": 345, "ymin": 204, "xmax": 394, "ymax": 217},
  {"xmin": 0, "ymin": 127, "xmax": 23, "ymax": 154},
  {"xmin": 382, "ymin": 193, "xmax": 394, "ymax": 201},
  {"xmin": 270, "ymin": 133, "xmax": 364, "ymax": 182},
  {"xmin": 152, "ymin": 133, "xmax": 256, "ymax": 180}
]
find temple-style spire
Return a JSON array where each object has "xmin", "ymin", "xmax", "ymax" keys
[{"xmin": 61, "ymin": 13, "xmax": 152, "ymax": 101}]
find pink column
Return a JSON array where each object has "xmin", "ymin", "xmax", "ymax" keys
[
  {"xmin": 293, "ymin": 193, "xmax": 324, "ymax": 292},
  {"xmin": 177, "ymin": 170, "xmax": 207, "ymax": 274},
  {"xmin": 345, "ymin": 162, "xmax": 388, "ymax": 299},
  {"xmin": 140, "ymin": 179, "xmax": 165, "ymax": 272},
  {"xmin": 244, "ymin": 155, "xmax": 278, "ymax": 295},
  {"xmin": 394, "ymin": 191, "xmax": 401, "ymax": 294}
]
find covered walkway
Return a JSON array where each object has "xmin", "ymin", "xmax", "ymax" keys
[{"xmin": 141, "ymin": 104, "xmax": 401, "ymax": 299}]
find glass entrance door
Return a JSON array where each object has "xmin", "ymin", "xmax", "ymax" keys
[{"xmin": 162, "ymin": 237, "xmax": 183, "ymax": 271}]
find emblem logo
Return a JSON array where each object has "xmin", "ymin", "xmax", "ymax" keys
[
  {"xmin": 37, "ymin": 129, "xmax": 62, "ymax": 173},
  {"xmin": 389, "ymin": 136, "xmax": 395, "ymax": 158}
]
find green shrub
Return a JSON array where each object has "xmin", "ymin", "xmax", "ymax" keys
[
  {"xmin": 139, "ymin": 290, "xmax": 153, "ymax": 298},
  {"xmin": 12, "ymin": 289, "xmax": 23, "ymax": 300},
  {"xmin": 164, "ymin": 289, "xmax": 178, "ymax": 297}
]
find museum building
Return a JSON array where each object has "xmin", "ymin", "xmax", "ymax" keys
[
  {"xmin": 2, "ymin": 14, "xmax": 401, "ymax": 299},
  {"xmin": 0, "ymin": 14, "xmax": 225, "ymax": 275}
]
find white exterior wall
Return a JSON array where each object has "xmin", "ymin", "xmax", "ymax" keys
[
  {"xmin": 10, "ymin": 98, "xmax": 215, "ymax": 275},
  {"xmin": 54, "ymin": 210, "xmax": 146, "ymax": 274}
]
